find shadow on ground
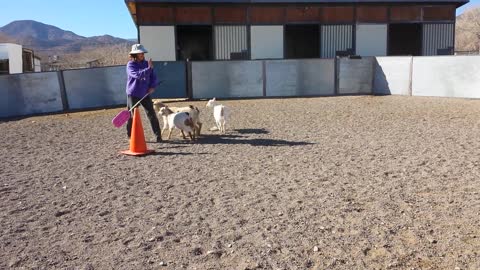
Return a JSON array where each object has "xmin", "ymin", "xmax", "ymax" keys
[
  {"xmin": 178, "ymin": 134, "xmax": 313, "ymax": 147},
  {"xmin": 234, "ymin": 128, "xmax": 270, "ymax": 135},
  {"xmin": 149, "ymin": 152, "xmax": 209, "ymax": 156}
]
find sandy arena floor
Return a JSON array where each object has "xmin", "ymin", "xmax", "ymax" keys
[{"xmin": 0, "ymin": 96, "xmax": 479, "ymax": 270}]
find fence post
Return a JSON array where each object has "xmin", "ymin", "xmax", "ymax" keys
[
  {"xmin": 186, "ymin": 61, "xmax": 193, "ymax": 100},
  {"xmin": 57, "ymin": 71, "xmax": 69, "ymax": 111},
  {"xmin": 334, "ymin": 57, "xmax": 339, "ymax": 95},
  {"xmin": 408, "ymin": 56, "xmax": 413, "ymax": 96},
  {"xmin": 371, "ymin": 57, "xmax": 377, "ymax": 95},
  {"xmin": 262, "ymin": 60, "xmax": 267, "ymax": 97}
]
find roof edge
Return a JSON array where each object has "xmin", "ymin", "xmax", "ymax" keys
[{"xmin": 125, "ymin": 0, "xmax": 468, "ymax": 4}]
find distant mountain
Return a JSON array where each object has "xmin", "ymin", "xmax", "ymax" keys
[
  {"xmin": 0, "ymin": 32, "xmax": 15, "ymax": 43},
  {"xmin": 0, "ymin": 20, "xmax": 135, "ymax": 69},
  {"xmin": 0, "ymin": 20, "xmax": 83, "ymax": 43},
  {"xmin": 0, "ymin": 20, "xmax": 134, "ymax": 53}
]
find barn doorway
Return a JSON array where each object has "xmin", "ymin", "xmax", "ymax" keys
[
  {"xmin": 176, "ymin": 26, "xmax": 213, "ymax": 61},
  {"xmin": 285, "ymin": 25, "xmax": 320, "ymax": 59},
  {"xmin": 0, "ymin": 59, "xmax": 8, "ymax": 75},
  {"xmin": 388, "ymin": 24, "xmax": 422, "ymax": 56}
]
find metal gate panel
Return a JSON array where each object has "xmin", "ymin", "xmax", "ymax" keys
[
  {"xmin": 214, "ymin": 25, "xmax": 248, "ymax": 60},
  {"xmin": 192, "ymin": 61, "xmax": 263, "ymax": 99},
  {"xmin": 422, "ymin": 23, "xmax": 454, "ymax": 56},
  {"xmin": 151, "ymin": 61, "xmax": 187, "ymax": 99},
  {"xmin": 321, "ymin": 24, "xmax": 353, "ymax": 58}
]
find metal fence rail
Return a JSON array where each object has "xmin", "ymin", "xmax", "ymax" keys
[{"xmin": 1, "ymin": 56, "xmax": 479, "ymax": 118}]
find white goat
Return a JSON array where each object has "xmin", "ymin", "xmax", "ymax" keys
[
  {"xmin": 206, "ymin": 98, "xmax": 229, "ymax": 134},
  {"xmin": 158, "ymin": 107, "xmax": 196, "ymax": 141},
  {"xmin": 154, "ymin": 100, "xmax": 203, "ymax": 136}
]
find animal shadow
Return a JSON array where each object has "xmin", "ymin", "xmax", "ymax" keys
[
  {"xmin": 234, "ymin": 128, "xmax": 270, "ymax": 135},
  {"xmin": 199, "ymin": 134, "xmax": 312, "ymax": 147}
]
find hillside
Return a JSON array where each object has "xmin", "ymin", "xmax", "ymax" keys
[
  {"xmin": 0, "ymin": 20, "xmax": 135, "ymax": 69},
  {"xmin": 455, "ymin": 7, "xmax": 480, "ymax": 52},
  {"xmin": 0, "ymin": 20, "xmax": 133, "ymax": 53}
]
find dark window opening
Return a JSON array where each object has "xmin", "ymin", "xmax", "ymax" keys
[
  {"xmin": 388, "ymin": 23, "xmax": 422, "ymax": 56},
  {"xmin": 176, "ymin": 26, "xmax": 213, "ymax": 61},
  {"xmin": 285, "ymin": 25, "xmax": 320, "ymax": 59},
  {"xmin": 0, "ymin": 59, "xmax": 9, "ymax": 75},
  {"xmin": 22, "ymin": 50, "xmax": 34, "ymax": 72}
]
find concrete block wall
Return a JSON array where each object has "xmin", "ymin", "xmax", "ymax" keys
[
  {"xmin": 1, "ymin": 56, "xmax": 479, "ymax": 118},
  {"xmin": 373, "ymin": 55, "xmax": 480, "ymax": 98},
  {"xmin": 63, "ymin": 66, "xmax": 127, "ymax": 110},
  {"xmin": 412, "ymin": 56, "xmax": 480, "ymax": 99},
  {"xmin": 0, "ymin": 72, "xmax": 64, "ymax": 118},
  {"xmin": 191, "ymin": 59, "xmax": 335, "ymax": 99},
  {"xmin": 337, "ymin": 57, "xmax": 374, "ymax": 95},
  {"xmin": 373, "ymin": 57, "xmax": 412, "ymax": 96},
  {"xmin": 192, "ymin": 61, "xmax": 263, "ymax": 99},
  {"xmin": 0, "ymin": 62, "xmax": 188, "ymax": 118},
  {"xmin": 266, "ymin": 59, "xmax": 335, "ymax": 97}
]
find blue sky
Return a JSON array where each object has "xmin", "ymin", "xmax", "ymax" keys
[
  {"xmin": 0, "ymin": 0, "xmax": 137, "ymax": 39},
  {"xmin": 0, "ymin": 0, "xmax": 479, "ymax": 39},
  {"xmin": 457, "ymin": 0, "xmax": 480, "ymax": 13}
]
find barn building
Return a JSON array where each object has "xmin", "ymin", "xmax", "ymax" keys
[
  {"xmin": 125, "ymin": 0, "xmax": 468, "ymax": 61},
  {"xmin": 0, "ymin": 43, "xmax": 40, "ymax": 74}
]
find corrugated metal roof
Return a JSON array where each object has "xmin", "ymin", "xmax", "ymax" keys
[{"xmin": 126, "ymin": 0, "xmax": 468, "ymax": 5}]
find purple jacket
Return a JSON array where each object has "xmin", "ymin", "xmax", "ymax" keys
[{"xmin": 126, "ymin": 60, "xmax": 157, "ymax": 98}]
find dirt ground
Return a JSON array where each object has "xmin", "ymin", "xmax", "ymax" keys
[{"xmin": 0, "ymin": 96, "xmax": 479, "ymax": 270}]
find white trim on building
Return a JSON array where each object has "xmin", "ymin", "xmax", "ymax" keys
[
  {"xmin": 139, "ymin": 26, "xmax": 176, "ymax": 61},
  {"xmin": 250, "ymin": 26, "xmax": 284, "ymax": 60},
  {"xmin": 355, "ymin": 24, "xmax": 388, "ymax": 57}
]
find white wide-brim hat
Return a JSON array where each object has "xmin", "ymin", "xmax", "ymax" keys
[{"xmin": 129, "ymin": 44, "xmax": 148, "ymax": 54}]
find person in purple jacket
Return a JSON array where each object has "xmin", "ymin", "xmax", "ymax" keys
[{"xmin": 126, "ymin": 44, "xmax": 162, "ymax": 142}]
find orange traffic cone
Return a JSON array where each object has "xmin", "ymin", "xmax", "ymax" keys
[{"xmin": 121, "ymin": 108, "xmax": 154, "ymax": 156}]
